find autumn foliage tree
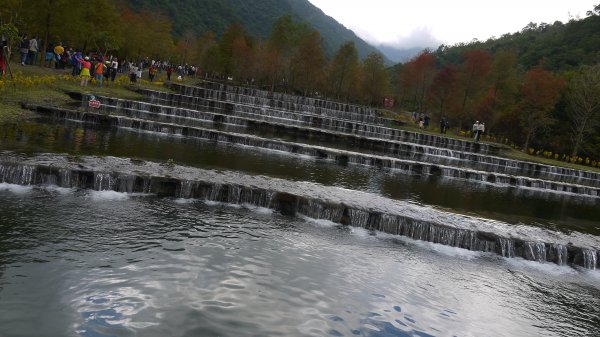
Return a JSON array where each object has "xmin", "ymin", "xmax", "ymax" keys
[
  {"xmin": 427, "ymin": 65, "xmax": 458, "ymax": 124},
  {"xmin": 456, "ymin": 49, "xmax": 492, "ymax": 125},
  {"xmin": 518, "ymin": 65, "xmax": 565, "ymax": 151},
  {"xmin": 398, "ymin": 51, "xmax": 436, "ymax": 113}
]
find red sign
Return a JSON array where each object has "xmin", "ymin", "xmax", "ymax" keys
[{"xmin": 88, "ymin": 99, "xmax": 101, "ymax": 109}]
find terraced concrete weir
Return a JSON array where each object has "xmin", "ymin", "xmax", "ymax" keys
[
  {"xmin": 147, "ymin": 86, "xmax": 500, "ymax": 155},
  {"xmin": 26, "ymin": 104, "xmax": 600, "ymax": 197},
  {"xmin": 132, "ymin": 87, "xmax": 600, "ymax": 188},
  {"xmin": 0, "ymin": 151, "xmax": 597, "ymax": 269}
]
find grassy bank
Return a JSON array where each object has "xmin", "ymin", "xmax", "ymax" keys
[{"xmin": 0, "ymin": 61, "xmax": 179, "ymax": 124}]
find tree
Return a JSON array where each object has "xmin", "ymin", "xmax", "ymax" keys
[
  {"xmin": 266, "ymin": 15, "xmax": 311, "ymax": 91},
  {"xmin": 190, "ymin": 31, "xmax": 216, "ymax": 75},
  {"xmin": 217, "ymin": 23, "xmax": 246, "ymax": 76},
  {"xmin": 328, "ymin": 41, "xmax": 360, "ymax": 99},
  {"xmin": 457, "ymin": 49, "xmax": 492, "ymax": 126},
  {"xmin": 480, "ymin": 49, "xmax": 519, "ymax": 133},
  {"xmin": 289, "ymin": 31, "xmax": 326, "ymax": 95},
  {"xmin": 120, "ymin": 10, "xmax": 175, "ymax": 59},
  {"xmin": 21, "ymin": 0, "xmax": 71, "ymax": 64},
  {"xmin": 428, "ymin": 65, "xmax": 458, "ymax": 125},
  {"xmin": 518, "ymin": 65, "xmax": 565, "ymax": 150},
  {"xmin": 360, "ymin": 52, "xmax": 389, "ymax": 106},
  {"xmin": 398, "ymin": 51, "xmax": 436, "ymax": 113},
  {"xmin": 566, "ymin": 64, "xmax": 600, "ymax": 156}
]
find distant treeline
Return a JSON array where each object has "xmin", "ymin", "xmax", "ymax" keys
[{"xmin": 394, "ymin": 5, "xmax": 600, "ymax": 159}]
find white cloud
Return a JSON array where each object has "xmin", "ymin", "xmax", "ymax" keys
[{"xmin": 307, "ymin": 0, "xmax": 597, "ymax": 49}]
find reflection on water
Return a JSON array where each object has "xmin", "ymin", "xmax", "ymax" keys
[
  {"xmin": 1, "ymin": 120, "xmax": 599, "ymax": 235},
  {"xmin": 0, "ymin": 187, "xmax": 598, "ymax": 337}
]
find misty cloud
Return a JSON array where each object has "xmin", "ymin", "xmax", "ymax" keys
[{"xmin": 383, "ymin": 27, "xmax": 443, "ymax": 50}]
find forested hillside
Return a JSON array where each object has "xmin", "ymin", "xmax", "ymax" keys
[
  {"xmin": 433, "ymin": 12, "xmax": 600, "ymax": 71},
  {"xmin": 393, "ymin": 6, "xmax": 600, "ymax": 163},
  {"xmin": 125, "ymin": 0, "xmax": 384, "ymax": 60}
]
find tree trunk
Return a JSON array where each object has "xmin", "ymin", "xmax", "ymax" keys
[
  {"xmin": 523, "ymin": 130, "xmax": 533, "ymax": 152},
  {"xmin": 571, "ymin": 132, "xmax": 584, "ymax": 157},
  {"xmin": 41, "ymin": 1, "xmax": 52, "ymax": 67}
]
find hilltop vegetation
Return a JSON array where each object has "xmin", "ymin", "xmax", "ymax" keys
[
  {"xmin": 434, "ymin": 11, "xmax": 600, "ymax": 71},
  {"xmin": 124, "ymin": 0, "xmax": 383, "ymax": 60}
]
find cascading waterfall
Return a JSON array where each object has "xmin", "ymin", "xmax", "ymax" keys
[
  {"xmin": 0, "ymin": 156, "xmax": 598, "ymax": 270},
  {"xmin": 582, "ymin": 249, "xmax": 597, "ymax": 270},
  {"xmin": 524, "ymin": 242, "xmax": 547, "ymax": 262},
  {"xmin": 498, "ymin": 238, "xmax": 515, "ymax": 258},
  {"xmin": 0, "ymin": 164, "xmax": 35, "ymax": 185},
  {"xmin": 551, "ymin": 244, "xmax": 568, "ymax": 265},
  {"xmin": 94, "ymin": 173, "xmax": 113, "ymax": 191}
]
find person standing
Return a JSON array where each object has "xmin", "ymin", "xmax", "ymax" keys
[
  {"xmin": 109, "ymin": 57, "xmax": 119, "ymax": 83},
  {"xmin": 19, "ymin": 35, "xmax": 29, "ymax": 66},
  {"xmin": 166, "ymin": 65, "xmax": 173, "ymax": 81},
  {"xmin": 0, "ymin": 44, "xmax": 9, "ymax": 78},
  {"xmin": 45, "ymin": 43, "xmax": 54, "ymax": 67},
  {"xmin": 94, "ymin": 60, "xmax": 104, "ymax": 87},
  {"xmin": 473, "ymin": 121, "xmax": 483, "ymax": 141},
  {"xmin": 71, "ymin": 50, "xmax": 83, "ymax": 76},
  {"xmin": 27, "ymin": 36, "xmax": 38, "ymax": 65},
  {"xmin": 53, "ymin": 42, "xmax": 64, "ymax": 69},
  {"xmin": 79, "ymin": 56, "xmax": 92, "ymax": 86},
  {"xmin": 148, "ymin": 64, "xmax": 157, "ymax": 82},
  {"xmin": 440, "ymin": 116, "xmax": 447, "ymax": 134}
]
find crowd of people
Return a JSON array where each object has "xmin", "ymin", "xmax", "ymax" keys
[
  {"xmin": 2, "ymin": 34, "xmax": 202, "ymax": 87},
  {"xmin": 410, "ymin": 111, "xmax": 486, "ymax": 141}
]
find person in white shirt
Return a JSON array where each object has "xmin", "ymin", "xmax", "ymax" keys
[{"xmin": 27, "ymin": 37, "xmax": 38, "ymax": 65}]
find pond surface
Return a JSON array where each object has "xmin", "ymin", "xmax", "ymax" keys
[
  {"xmin": 0, "ymin": 185, "xmax": 599, "ymax": 337},
  {"xmin": 1, "ymin": 118, "xmax": 600, "ymax": 337}
]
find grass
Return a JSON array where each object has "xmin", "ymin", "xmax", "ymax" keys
[
  {"xmin": 0, "ymin": 60, "xmax": 184, "ymax": 123},
  {"xmin": 2, "ymin": 61, "xmax": 599, "ymax": 173}
]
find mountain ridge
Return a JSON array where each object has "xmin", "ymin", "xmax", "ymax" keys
[{"xmin": 124, "ymin": 0, "xmax": 391, "ymax": 62}]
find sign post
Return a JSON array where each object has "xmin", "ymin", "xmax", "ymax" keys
[{"xmin": 88, "ymin": 96, "xmax": 101, "ymax": 110}]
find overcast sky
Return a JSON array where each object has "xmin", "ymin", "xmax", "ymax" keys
[{"xmin": 307, "ymin": 0, "xmax": 598, "ymax": 49}]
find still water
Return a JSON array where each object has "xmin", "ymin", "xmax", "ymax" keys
[
  {"xmin": 1, "ymin": 120, "xmax": 599, "ymax": 235},
  {"xmin": 0, "ymin": 185, "xmax": 599, "ymax": 337}
]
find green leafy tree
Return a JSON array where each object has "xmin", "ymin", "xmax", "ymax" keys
[
  {"xmin": 217, "ymin": 23, "xmax": 246, "ymax": 76},
  {"xmin": 266, "ymin": 15, "xmax": 311, "ymax": 91},
  {"xmin": 566, "ymin": 64, "xmax": 600, "ymax": 156},
  {"xmin": 328, "ymin": 41, "xmax": 360, "ymax": 100},
  {"xmin": 480, "ymin": 49, "xmax": 519, "ymax": 132},
  {"xmin": 360, "ymin": 52, "xmax": 389, "ymax": 106},
  {"xmin": 289, "ymin": 31, "xmax": 326, "ymax": 95}
]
